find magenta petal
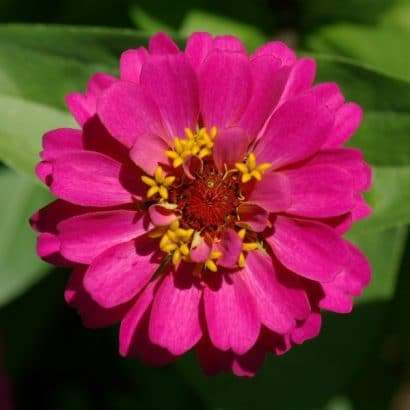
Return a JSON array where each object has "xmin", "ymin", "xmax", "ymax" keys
[
  {"xmin": 140, "ymin": 53, "xmax": 199, "ymax": 139},
  {"xmin": 239, "ymin": 55, "xmax": 283, "ymax": 137},
  {"xmin": 58, "ymin": 210, "xmax": 149, "ymax": 264},
  {"xmin": 291, "ymin": 311, "xmax": 322, "ymax": 344},
  {"xmin": 148, "ymin": 204, "xmax": 178, "ymax": 226},
  {"xmin": 213, "ymin": 127, "xmax": 249, "ymax": 172},
  {"xmin": 65, "ymin": 267, "xmax": 129, "ymax": 329},
  {"xmin": 244, "ymin": 251, "xmax": 296, "ymax": 334},
  {"xmin": 36, "ymin": 162, "xmax": 52, "ymax": 185},
  {"xmin": 199, "ymin": 51, "xmax": 252, "ymax": 129},
  {"xmin": 149, "ymin": 265, "xmax": 202, "ymax": 355},
  {"xmin": 66, "ymin": 73, "xmax": 116, "ymax": 126},
  {"xmin": 255, "ymin": 94, "xmax": 334, "ymax": 168},
  {"xmin": 190, "ymin": 237, "xmax": 212, "ymax": 263},
  {"xmin": 283, "ymin": 164, "xmax": 355, "ymax": 218},
  {"xmin": 120, "ymin": 47, "xmax": 149, "ymax": 83},
  {"xmin": 37, "ymin": 232, "xmax": 71, "ymax": 267},
  {"xmin": 84, "ymin": 238, "xmax": 159, "ymax": 308},
  {"xmin": 41, "ymin": 128, "xmax": 83, "ymax": 160},
  {"xmin": 217, "ymin": 229, "xmax": 242, "ymax": 268},
  {"xmin": 231, "ymin": 345, "xmax": 266, "ymax": 377},
  {"xmin": 204, "ymin": 272, "xmax": 260, "ymax": 355},
  {"xmin": 279, "ymin": 58, "xmax": 316, "ymax": 103},
  {"xmin": 149, "ymin": 32, "xmax": 179, "ymax": 55},
  {"xmin": 246, "ymin": 172, "xmax": 291, "ymax": 212},
  {"xmin": 319, "ymin": 284, "xmax": 353, "ymax": 313},
  {"xmin": 213, "ymin": 35, "xmax": 247, "ymax": 54},
  {"xmin": 324, "ymin": 102, "xmax": 363, "ymax": 148},
  {"xmin": 306, "ymin": 83, "xmax": 344, "ymax": 112},
  {"xmin": 97, "ymin": 81, "xmax": 165, "ymax": 148},
  {"xmin": 237, "ymin": 203, "xmax": 269, "ymax": 232},
  {"xmin": 252, "ymin": 41, "xmax": 296, "ymax": 66},
  {"xmin": 130, "ymin": 133, "xmax": 169, "ymax": 175},
  {"xmin": 185, "ymin": 32, "xmax": 213, "ymax": 72},
  {"xmin": 50, "ymin": 151, "xmax": 144, "ymax": 206},
  {"xmin": 306, "ymin": 147, "xmax": 372, "ymax": 191},
  {"xmin": 266, "ymin": 216, "xmax": 348, "ymax": 282}
]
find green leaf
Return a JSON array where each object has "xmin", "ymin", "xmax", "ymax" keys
[
  {"xmin": 179, "ymin": 10, "xmax": 266, "ymax": 51},
  {"xmin": 0, "ymin": 167, "xmax": 53, "ymax": 307},
  {"xmin": 0, "ymin": 24, "xmax": 149, "ymax": 180},
  {"xmin": 307, "ymin": 24, "xmax": 410, "ymax": 81}
]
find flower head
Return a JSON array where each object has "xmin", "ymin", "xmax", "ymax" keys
[{"xmin": 31, "ymin": 32, "xmax": 372, "ymax": 376}]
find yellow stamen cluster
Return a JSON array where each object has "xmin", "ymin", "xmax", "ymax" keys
[
  {"xmin": 235, "ymin": 153, "xmax": 271, "ymax": 183},
  {"xmin": 238, "ymin": 229, "xmax": 259, "ymax": 268},
  {"xmin": 204, "ymin": 251, "xmax": 223, "ymax": 272},
  {"xmin": 165, "ymin": 127, "xmax": 218, "ymax": 168},
  {"xmin": 157, "ymin": 220, "xmax": 194, "ymax": 265},
  {"xmin": 141, "ymin": 166, "xmax": 175, "ymax": 200}
]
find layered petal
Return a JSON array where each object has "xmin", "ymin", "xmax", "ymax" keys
[
  {"xmin": 237, "ymin": 203, "xmax": 269, "ymax": 232},
  {"xmin": 149, "ymin": 265, "xmax": 202, "ymax": 355},
  {"xmin": 58, "ymin": 210, "xmax": 150, "ymax": 264},
  {"xmin": 140, "ymin": 53, "xmax": 199, "ymax": 139},
  {"xmin": 50, "ymin": 151, "xmax": 144, "ymax": 206},
  {"xmin": 266, "ymin": 216, "xmax": 348, "ymax": 282},
  {"xmin": 255, "ymin": 94, "xmax": 334, "ymax": 168},
  {"xmin": 120, "ymin": 47, "xmax": 149, "ymax": 83},
  {"xmin": 97, "ymin": 81, "xmax": 165, "ymax": 147},
  {"xmin": 204, "ymin": 272, "xmax": 260, "ymax": 354},
  {"xmin": 84, "ymin": 237, "xmax": 161, "ymax": 308},
  {"xmin": 149, "ymin": 32, "xmax": 179, "ymax": 55},
  {"xmin": 199, "ymin": 51, "xmax": 252, "ymax": 129}
]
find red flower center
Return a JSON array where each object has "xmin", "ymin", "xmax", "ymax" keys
[{"xmin": 175, "ymin": 162, "xmax": 242, "ymax": 233}]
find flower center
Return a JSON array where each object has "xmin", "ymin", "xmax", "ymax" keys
[{"xmin": 175, "ymin": 162, "xmax": 242, "ymax": 233}]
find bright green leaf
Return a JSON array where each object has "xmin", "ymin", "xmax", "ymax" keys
[
  {"xmin": 307, "ymin": 24, "xmax": 410, "ymax": 81},
  {"xmin": 0, "ymin": 168, "xmax": 53, "ymax": 307}
]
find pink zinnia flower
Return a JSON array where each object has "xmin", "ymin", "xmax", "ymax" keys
[{"xmin": 31, "ymin": 32, "xmax": 372, "ymax": 376}]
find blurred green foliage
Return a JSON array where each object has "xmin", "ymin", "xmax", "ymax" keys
[{"xmin": 0, "ymin": 0, "xmax": 409, "ymax": 409}]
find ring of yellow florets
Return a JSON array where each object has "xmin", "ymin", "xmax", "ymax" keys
[{"xmin": 141, "ymin": 126, "xmax": 271, "ymax": 274}]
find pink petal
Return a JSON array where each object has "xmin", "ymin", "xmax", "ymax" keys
[
  {"xmin": 84, "ymin": 237, "xmax": 160, "ymax": 308},
  {"xmin": 239, "ymin": 55, "xmax": 284, "ymax": 137},
  {"xmin": 306, "ymin": 83, "xmax": 344, "ymax": 112},
  {"xmin": 217, "ymin": 229, "xmax": 242, "ymax": 268},
  {"xmin": 37, "ymin": 232, "xmax": 71, "ymax": 267},
  {"xmin": 50, "ymin": 151, "xmax": 144, "ymax": 206},
  {"xmin": 213, "ymin": 35, "xmax": 247, "ymax": 54},
  {"xmin": 245, "ymin": 171, "xmax": 291, "ymax": 212},
  {"xmin": 185, "ymin": 32, "xmax": 213, "ymax": 72},
  {"xmin": 318, "ymin": 285, "xmax": 353, "ymax": 314},
  {"xmin": 244, "ymin": 251, "xmax": 297, "ymax": 334},
  {"xmin": 282, "ymin": 164, "xmax": 355, "ymax": 218},
  {"xmin": 266, "ymin": 216, "xmax": 348, "ymax": 282},
  {"xmin": 149, "ymin": 33, "xmax": 179, "ymax": 55},
  {"xmin": 291, "ymin": 311, "xmax": 322, "ymax": 344},
  {"xmin": 213, "ymin": 127, "xmax": 249, "ymax": 172},
  {"xmin": 279, "ymin": 58, "xmax": 316, "ymax": 103},
  {"xmin": 97, "ymin": 81, "xmax": 165, "ymax": 148},
  {"xmin": 41, "ymin": 128, "xmax": 83, "ymax": 161},
  {"xmin": 204, "ymin": 272, "xmax": 260, "ymax": 355},
  {"xmin": 237, "ymin": 203, "xmax": 269, "ymax": 232},
  {"xmin": 190, "ymin": 236, "xmax": 212, "ymax": 263},
  {"xmin": 65, "ymin": 267, "xmax": 129, "ymax": 329},
  {"xmin": 252, "ymin": 41, "xmax": 296, "ymax": 66},
  {"xmin": 149, "ymin": 265, "xmax": 202, "ymax": 355},
  {"xmin": 231, "ymin": 344, "xmax": 266, "ymax": 377},
  {"xmin": 35, "ymin": 161, "xmax": 52, "ymax": 185},
  {"xmin": 148, "ymin": 204, "xmax": 178, "ymax": 226},
  {"xmin": 58, "ymin": 210, "xmax": 150, "ymax": 264},
  {"xmin": 196, "ymin": 334, "xmax": 232, "ymax": 376},
  {"xmin": 140, "ymin": 53, "xmax": 199, "ymax": 140},
  {"xmin": 182, "ymin": 154, "xmax": 202, "ymax": 179},
  {"xmin": 130, "ymin": 133, "xmax": 169, "ymax": 175},
  {"xmin": 66, "ymin": 73, "xmax": 116, "ymax": 126},
  {"xmin": 199, "ymin": 51, "xmax": 252, "ymax": 129},
  {"xmin": 352, "ymin": 193, "xmax": 372, "ymax": 221},
  {"xmin": 255, "ymin": 94, "xmax": 334, "ymax": 168},
  {"xmin": 120, "ymin": 47, "xmax": 149, "ymax": 83},
  {"xmin": 306, "ymin": 147, "xmax": 372, "ymax": 191},
  {"xmin": 324, "ymin": 103, "xmax": 363, "ymax": 148}
]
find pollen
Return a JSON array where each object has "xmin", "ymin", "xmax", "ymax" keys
[
  {"xmin": 238, "ymin": 228, "xmax": 259, "ymax": 268},
  {"xmin": 165, "ymin": 127, "xmax": 218, "ymax": 168},
  {"xmin": 141, "ymin": 166, "xmax": 175, "ymax": 200},
  {"xmin": 235, "ymin": 153, "xmax": 271, "ymax": 183}
]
